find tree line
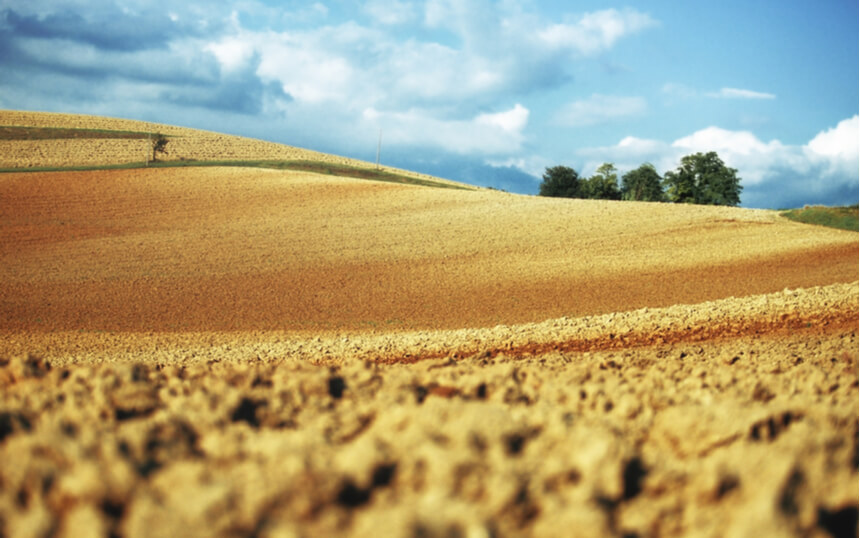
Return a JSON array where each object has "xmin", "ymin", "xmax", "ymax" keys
[{"xmin": 539, "ymin": 151, "xmax": 743, "ymax": 206}]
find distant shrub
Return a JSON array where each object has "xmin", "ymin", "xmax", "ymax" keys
[{"xmin": 151, "ymin": 133, "xmax": 169, "ymax": 162}]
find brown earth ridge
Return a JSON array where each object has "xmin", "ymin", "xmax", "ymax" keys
[{"xmin": 0, "ymin": 111, "xmax": 857, "ymax": 537}]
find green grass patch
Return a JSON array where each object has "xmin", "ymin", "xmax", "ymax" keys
[
  {"xmin": 780, "ymin": 205, "xmax": 858, "ymax": 232},
  {"xmin": 0, "ymin": 125, "xmax": 158, "ymax": 140},
  {"xmin": 0, "ymin": 158, "xmax": 472, "ymax": 190}
]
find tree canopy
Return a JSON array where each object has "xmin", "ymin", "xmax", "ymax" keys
[
  {"xmin": 151, "ymin": 133, "xmax": 169, "ymax": 162},
  {"xmin": 539, "ymin": 165, "xmax": 580, "ymax": 198},
  {"xmin": 582, "ymin": 163, "xmax": 622, "ymax": 200},
  {"xmin": 537, "ymin": 152, "xmax": 742, "ymax": 206},
  {"xmin": 662, "ymin": 151, "xmax": 742, "ymax": 206},
  {"xmin": 621, "ymin": 163, "xmax": 665, "ymax": 202}
]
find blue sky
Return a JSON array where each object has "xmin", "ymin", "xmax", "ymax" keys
[{"xmin": 1, "ymin": 0, "xmax": 857, "ymax": 208}]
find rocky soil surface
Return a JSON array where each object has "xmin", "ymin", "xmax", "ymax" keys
[{"xmin": 1, "ymin": 283, "xmax": 857, "ymax": 538}]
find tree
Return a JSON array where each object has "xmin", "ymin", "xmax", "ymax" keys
[
  {"xmin": 582, "ymin": 162, "xmax": 622, "ymax": 200},
  {"xmin": 621, "ymin": 163, "xmax": 665, "ymax": 202},
  {"xmin": 151, "ymin": 133, "xmax": 169, "ymax": 162},
  {"xmin": 539, "ymin": 165, "xmax": 581, "ymax": 198},
  {"xmin": 663, "ymin": 151, "xmax": 742, "ymax": 206}
]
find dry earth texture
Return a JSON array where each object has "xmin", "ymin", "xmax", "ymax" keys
[{"xmin": 0, "ymin": 111, "xmax": 858, "ymax": 538}]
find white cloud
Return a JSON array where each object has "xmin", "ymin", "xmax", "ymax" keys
[
  {"xmin": 664, "ymin": 84, "xmax": 776, "ymax": 101},
  {"xmin": 615, "ymin": 136, "xmax": 670, "ymax": 158},
  {"xmin": 383, "ymin": 41, "xmax": 502, "ymax": 101},
  {"xmin": 557, "ymin": 94, "xmax": 647, "ymax": 127},
  {"xmin": 538, "ymin": 8, "xmax": 657, "ymax": 55},
  {"xmin": 363, "ymin": 103, "xmax": 529, "ymax": 155},
  {"xmin": 805, "ymin": 115, "xmax": 859, "ymax": 177},
  {"xmin": 260, "ymin": 48, "xmax": 354, "ymax": 104},
  {"xmin": 806, "ymin": 115, "xmax": 859, "ymax": 160},
  {"xmin": 673, "ymin": 126, "xmax": 784, "ymax": 157},
  {"xmin": 672, "ymin": 127, "xmax": 799, "ymax": 185},
  {"xmin": 205, "ymin": 37, "xmax": 255, "ymax": 72},
  {"xmin": 706, "ymin": 87, "xmax": 776, "ymax": 100},
  {"xmin": 476, "ymin": 103, "xmax": 529, "ymax": 133},
  {"xmin": 197, "ymin": 2, "xmax": 656, "ymax": 121},
  {"xmin": 205, "ymin": 29, "xmax": 363, "ymax": 105}
]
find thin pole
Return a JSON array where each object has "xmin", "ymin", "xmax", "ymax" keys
[{"xmin": 376, "ymin": 129, "xmax": 382, "ymax": 170}]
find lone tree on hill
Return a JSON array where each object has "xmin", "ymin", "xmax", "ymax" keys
[
  {"xmin": 621, "ymin": 163, "xmax": 665, "ymax": 202},
  {"xmin": 663, "ymin": 151, "xmax": 742, "ymax": 206},
  {"xmin": 151, "ymin": 133, "xmax": 169, "ymax": 162},
  {"xmin": 539, "ymin": 165, "xmax": 581, "ymax": 198},
  {"xmin": 582, "ymin": 162, "xmax": 622, "ymax": 200}
]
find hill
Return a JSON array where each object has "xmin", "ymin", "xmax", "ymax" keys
[
  {"xmin": 0, "ymin": 110, "xmax": 468, "ymax": 189},
  {"xmin": 0, "ymin": 111, "xmax": 857, "ymax": 537}
]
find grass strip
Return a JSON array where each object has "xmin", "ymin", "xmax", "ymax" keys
[
  {"xmin": 0, "ymin": 125, "xmax": 159, "ymax": 140},
  {"xmin": 0, "ymin": 159, "xmax": 472, "ymax": 190},
  {"xmin": 780, "ymin": 205, "xmax": 858, "ymax": 232}
]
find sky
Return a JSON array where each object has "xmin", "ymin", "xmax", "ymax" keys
[{"xmin": 1, "ymin": 0, "xmax": 857, "ymax": 208}]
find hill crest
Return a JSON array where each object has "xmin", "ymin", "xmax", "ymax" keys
[{"xmin": 0, "ymin": 109, "xmax": 471, "ymax": 189}]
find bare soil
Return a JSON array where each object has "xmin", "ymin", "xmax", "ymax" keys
[
  {"xmin": 1, "ymin": 288, "xmax": 857, "ymax": 537},
  {"xmin": 0, "ymin": 111, "xmax": 858, "ymax": 537},
  {"xmin": 1, "ymin": 167, "xmax": 856, "ymax": 333}
]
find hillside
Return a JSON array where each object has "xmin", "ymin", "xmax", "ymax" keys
[
  {"xmin": 0, "ymin": 111, "xmax": 857, "ymax": 537},
  {"xmin": 1, "ymin": 166, "xmax": 856, "ymax": 333},
  {"xmin": 0, "ymin": 110, "xmax": 466, "ymax": 189}
]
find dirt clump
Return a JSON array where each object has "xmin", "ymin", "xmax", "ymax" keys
[{"xmin": 0, "ymin": 284, "xmax": 857, "ymax": 537}]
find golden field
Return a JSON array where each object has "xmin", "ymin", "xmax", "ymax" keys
[
  {"xmin": 0, "ymin": 111, "xmax": 857, "ymax": 537},
  {"xmin": 0, "ymin": 110, "xmax": 452, "ymax": 187}
]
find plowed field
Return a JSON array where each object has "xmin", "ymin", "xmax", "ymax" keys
[
  {"xmin": 0, "ymin": 112, "xmax": 858, "ymax": 537},
  {"xmin": 1, "ymin": 167, "xmax": 856, "ymax": 333}
]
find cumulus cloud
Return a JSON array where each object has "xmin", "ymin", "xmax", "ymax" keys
[
  {"xmin": 363, "ymin": 103, "xmax": 529, "ymax": 155},
  {"xmin": 806, "ymin": 115, "xmax": 859, "ymax": 160},
  {"xmin": 556, "ymin": 94, "xmax": 647, "ymax": 127},
  {"xmin": 476, "ymin": 103, "xmax": 529, "ymax": 133},
  {"xmin": 538, "ymin": 8, "xmax": 657, "ymax": 55},
  {"xmin": 664, "ymin": 83, "xmax": 776, "ymax": 101},
  {"xmin": 706, "ymin": 87, "xmax": 776, "ymax": 100},
  {"xmin": 577, "ymin": 117, "xmax": 859, "ymax": 208},
  {"xmin": 205, "ymin": 36, "xmax": 255, "ymax": 73},
  {"xmin": 673, "ymin": 126, "xmax": 785, "ymax": 160}
]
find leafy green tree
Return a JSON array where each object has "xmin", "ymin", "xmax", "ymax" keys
[
  {"xmin": 539, "ymin": 165, "xmax": 581, "ymax": 198},
  {"xmin": 151, "ymin": 133, "xmax": 169, "ymax": 162},
  {"xmin": 621, "ymin": 163, "xmax": 665, "ymax": 202},
  {"xmin": 663, "ymin": 151, "xmax": 742, "ymax": 206},
  {"xmin": 582, "ymin": 162, "xmax": 622, "ymax": 200}
]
